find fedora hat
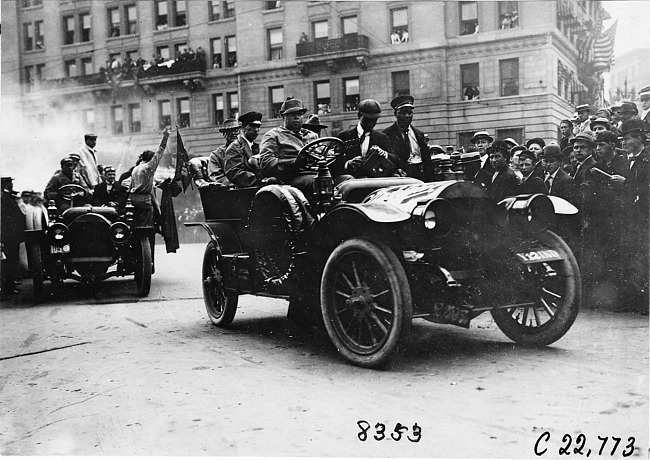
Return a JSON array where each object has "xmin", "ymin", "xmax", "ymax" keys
[
  {"xmin": 620, "ymin": 118, "xmax": 647, "ymax": 137},
  {"xmin": 219, "ymin": 118, "xmax": 241, "ymax": 131},
  {"xmin": 279, "ymin": 98, "xmax": 308, "ymax": 116},
  {"xmin": 590, "ymin": 117, "xmax": 611, "ymax": 131},
  {"xmin": 303, "ymin": 114, "xmax": 327, "ymax": 130},
  {"xmin": 238, "ymin": 111, "xmax": 263, "ymax": 126}
]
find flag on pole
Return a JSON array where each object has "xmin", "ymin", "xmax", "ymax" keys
[
  {"xmin": 173, "ymin": 128, "xmax": 191, "ymax": 192},
  {"xmin": 593, "ymin": 20, "xmax": 617, "ymax": 73}
]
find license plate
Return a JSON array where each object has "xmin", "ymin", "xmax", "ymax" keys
[
  {"xmin": 516, "ymin": 249, "xmax": 562, "ymax": 264},
  {"xmin": 50, "ymin": 244, "xmax": 70, "ymax": 254}
]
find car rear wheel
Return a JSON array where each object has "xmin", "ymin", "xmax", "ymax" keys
[
  {"xmin": 321, "ymin": 237, "xmax": 412, "ymax": 369},
  {"xmin": 491, "ymin": 230, "xmax": 580, "ymax": 346},
  {"xmin": 28, "ymin": 241, "xmax": 44, "ymax": 302},
  {"xmin": 202, "ymin": 241, "xmax": 238, "ymax": 327},
  {"xmin": 134, "ymin": 235, "xmax": 152, "ymax": 297}
]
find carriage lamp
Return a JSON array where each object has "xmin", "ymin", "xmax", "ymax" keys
[
  {"xmin": 314, "ymin": 159, "xmax": 333, "ymax": 210},
  {"xmin": 47, "ymin": 200, "xmax": 59, "ymax": 223},
  {"xmin": 124, "ymin": 199, "xmax": 134, "ymax": 224}
]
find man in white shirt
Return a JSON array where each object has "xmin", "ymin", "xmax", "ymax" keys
[{"xmin": 77, "ymin": 133, "xmax": 101, "ymax": 192}]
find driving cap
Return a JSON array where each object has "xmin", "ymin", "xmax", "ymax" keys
[
  {"xmin": 620, "ymin": 118, "xmax": 647, "ymax": 136},
  {"xmin": 358, "ymin": 99, "xmax": 382, "ymax": 119},
  {"xmin": 61, "ymin": 157, "xmax": 75, "ymax": 166},
  {"xmin": 575, "ymin": 104, "xmax": 591, "ymax": 113},
  {"xmin": 68, "ymin": 152, "xmax": 81, "ymax": 161},
  {"xmin": 238, "ymin": 111, "xmax": 263, "ymax": 126},
  {"xmin": 390, "ymin": 95, "xmax": 415, "ymax": 111},
  {"xmin": 619, "ymin": 101, "xmax": 638, "ymax": 115},
  {"xmin": 303, "ymin": 114, "xmax": 327, "ymax": 129},
  {"xmin": 470, "ymin": 131, "xmax": 494, "ymax": 144},
  {"xmin": 569, "ymin": 132, "xmax": 595, "ymax": 146},
  {"xmin": 590, "ymin": 117, "xmax": 611, "ymax": 130},
  {"xmin": 279, "ymin": 98, "xmax": 308, "ymax": 116},
  {"xmin": 540, "ymin": 144, "xmax": 563, "ymax": 158},
  {"xmin": 638, "ymin": 85, "xmax": 650, "ymax": 99},
  {"xmin": 525, "ymin": 137, "xmax": 546, "ymax": 149},
  {"xmin": 594, "ymin": 131, "xmax": 618, "ymax": 144},
  {"xmin": 219, "ymin": 118, "xmax": 240, "ymax": 131},
  {"xmin": 84, "ymin": 132, "xmax": 98, "ymax": 139}
]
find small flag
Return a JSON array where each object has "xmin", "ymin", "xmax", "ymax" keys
[
  {"xmin": 173, "ymin": 128, "xmax": 191, "ymax": 192},
  {"xmin": 593, "ymin": 20, "xmax": 617, "ymax": 73}
]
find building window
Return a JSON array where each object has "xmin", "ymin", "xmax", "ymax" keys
[
  {"xmin": 266, "ymin": 1, "xmax": 281, "ymax": 10},
  {"xmin": 213, "ymin": 94, "xmax": 224, "ymax": 124},
  {"xmin": 22, "ymin": 0, "xmax": 43, "ymax": 8},
  {"xmin": 343, "ymin": 77, "xmax": 360, "ymax": 111},
  {"xmin": 392, "ymin": 71, "xmax": 410, "ymax": 97},
  {"xmin": 82, "ymin": 108, "xmax": 95, "ymax": 132},
  {"xmin": 460, "ymin": 2, "xmax": 479, "ymax": 35},
  {"xmin": 341, "ymin": 16, "xmax": 358, "ymax": 35},
  {"xmin": 499, "ymin": 1, "xmax": 518, "ymax": 29},
  {"xmin": 270, "ymin": 86, "xmax": 284, "ymax": 118},
  {"xmin": 496, "ymin": 127, "xmax": 523, "ymax": 145},
  {"xmin": 80, "ymin": 13, "xmax": 92, "ymax": 42},
  {"xmin": 108, "ymin": 7, "xmax": 120, "ymax": 37},
  {"xmin": 209, "ymin": 0, "xmax": 220, "ymax": 21},
  {"xmin": 227, "ymin": 92, "xmax": 239, "ymax": 119},
  {"xmin": 126, "ymin": 5, "xmax": 138, "ymax": 35},
  {"xmin": 159, "ymin": 100, "xmax": 172, "ymax": 128},
  {"xmin": 210, "ymin": 38, "xmax": 222, "ymax": 68},
  {"xmin": 315, "ymin": 81, "xmax": 331, "ymax": 115},
  {"xmin": 223, "ymin": 0, "xmax": 235, "ymax": 18},
  {"xmin": 63, "ymin": 15, "xmax": 75, "ymax": 44},
  {"xmin": 312, "ymin": 20, "xmax": 328, "ymax": 40},
  {"xmin": 390, "ymin": 7, "xmax": 409, "ymax": 43},
  {"xmin": 127, "ymin": 50, "xmax": 139, "ymax": 63},
  {"xmin": 177, "ymin": 98, "xmax": 190, "ymax": 127},
  {"xmin": 64, "ymin": 59, "xmax": 76, "ymax": 77},
  {"xmin": 225, "ymin": 36, "xmax": 237, "ymax": 67},
  {"xmin": 157, "ymin": 45, "xmax": 170, "ymax": 61},
  {"xmin": 500, "ymin": 58, "xmax": 519, "ymax": 96},
  {"xmin": 156, "ymin": 1, "xmax": 168, "ymax": 29},
  {"xmin": 458, "ymin": 131, "xmax": 476, "ymax": 150},
  {"xmin": 35, "ymin": 21, "xmax": 44, "ymax": 49},
  {"xmin": 268, "ymin": 28, "xmax": 283, "ymax": 60},
  {"xmin": 23, "ymin": 23, "xmax": 34, "ymax": 51},
  {"xmin": 111, "ymin": 106, "xmax": 124, "ymax": 134},
  {"xmin": 461, "ymin": 63, "xmax": 480, "ymax": 100},
  {"xmin": 81, "ymin": 57, "xmax": 93, "ymax": 75},
  {"xmin": 173, "ymin": 42, "xmax": 187, "ymax": 59},
  {"xmin": 174, "ymin": 0, "xmax": 187, "ymax": 27}
]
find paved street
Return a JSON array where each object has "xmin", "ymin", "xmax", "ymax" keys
[{"xmin": 1, "ymin": 242, "xmax": 647, "ymax": 457}]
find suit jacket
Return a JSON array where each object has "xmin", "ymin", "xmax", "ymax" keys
[
  {"xmin": 336, "ymin": 127, "xmax": 395, "ymax": 177},
  {"xmin": 207, "ymin": 144, "xmax": 233, "ymax": 186},
  {"xmin": 91, "ymin": 180, "xmax": 128, "ymax": 209},
  {"xmin": 224, "ymin": 135, "xmax": 262, "ymax": 188},
  {"xmin": 382, "ymin": 123, "xmax": 434, "ymax": 181},
  {"xmin": 518, "ymin": 175, "xmax": 547, "ymax": 195},
  {"xmin": 547, "ymin": 168, "xmax": 576, "ymax": 205},
  {"xmin": 627, "ymin": 148, "xmax": 649, "ymax": 223},
  {"xmin": 572, "ymin": 156, "xmax": 596, "ymax": 186},
  {"xmin": 488, "ymin": 167, "xmax": 518, "ymax": 202},
  {"xmin": 471, "ymin": 168, "xmax": 492, "ymax": 191}
]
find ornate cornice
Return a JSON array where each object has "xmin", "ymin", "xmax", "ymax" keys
[
  {"xmin": 447, "ymin": 35, "xmax": 550, "ymax": 59},
  {"xmin": 371, "ymin": 48, "xmax": 445, "ymax": 66},
  {"xmin": 239, "ymin": 68, "xmax": 301, "ymax": 83}
]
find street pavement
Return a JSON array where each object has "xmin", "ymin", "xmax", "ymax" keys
[{"xmin": 0, "ymin": 242, "xmax": 647, "ymax": 457}]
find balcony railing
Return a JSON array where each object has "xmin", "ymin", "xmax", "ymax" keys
[{"xmin": 296, "ymin": 34, "xmax": 369, "ymax": 58}]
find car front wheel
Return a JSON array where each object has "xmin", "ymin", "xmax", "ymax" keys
[
  {"xmin": 203, "ymin": 241, "xmax": 238, "ymax": 327},
  {"xmin": 134, "ymin": 235, "xmax": 152, "ymax": 297},
  {"xmin": 321, "ymin": 237, "xmax": 412, "ymax": 369}
]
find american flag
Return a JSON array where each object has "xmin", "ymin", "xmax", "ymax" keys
[{"xmin": 593, "ymin": 20, "xmax": 617, "ymax": 73}]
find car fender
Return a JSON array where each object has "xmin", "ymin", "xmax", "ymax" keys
[{"xmin": 184, "ymin": 221, "xmax": 243, "ymax": 254}]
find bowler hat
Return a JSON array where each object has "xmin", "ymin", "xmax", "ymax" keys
[
  {"xmin": 358, "ymin": 99, "xmax": 382, "ymax": 119},
  {"xmin": 590, "ymin": 117, "xmax": 612, "ymax": 130},
  {"xmin": 620, "ymin": 118, "xmax": 647, "ymax": 137},
  {"xmin": 540, "ymin": 144, "xmax": 563, "ymax": 158},
  {"xmin": 470, "ymin": 131, "xmax": 494, "ymax": 144},
  {"xmin": 619, "ymin": 101, "xmax": 638, "ymax": 115},
  {"xmin": 569, "ymin": 132, "xmax": 595, "ymax": 146},
  {"xmin": 303, "ymin": 114, "xmax": 327, "ymax": 130},
  {"xmin": 594, "ymin": 131, "xmax": 618, "ymax": 144},
  {"xmin": 279, "ymin": 98, "xmax": 308, "ymax": 116},
  {"xmin": 238, "ymin": 111, "xmax": 263, "ymax": 126},
  {"xmin": 390, "ymin": 95, "xmax": 414, "ymax": 111},
  {"xmin": 219, "ymin": 118, "xmax": 241, "ymax": 131}
]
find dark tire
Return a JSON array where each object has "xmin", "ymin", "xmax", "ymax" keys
[
  {"xmin": 134, "ymin": 235, "xmax": 152, "ymax": 297},
  {"xmin": 28, "ymin": 242, "xmax": 44, "ymax": 302},
  {"xmin": 202, "ymin": 241, "xmax": 238, "ymax": 327},
  {"xmin": 321, "ymin": 237, "xmax": 412, "ymax": 369},
  {"xmin": 491, "ymin": 230, "xmax": 581, "ymax": 346}
]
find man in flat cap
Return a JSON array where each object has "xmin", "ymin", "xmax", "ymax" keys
[
  {"xmin": 570, "ymin": 132, "xmax": 597, "ymax": 190},
  {"xmin": 224, "ymin": 111, "xmax": 279, "ymax": 188},
  {"xmin": 572, "ymin": 104, "xmax": 593, "ymax": 136},
  {"xmin": 336, "ymin": 99, "xmax": 397, "ymax": 178},
  {"xmin": 382, "ymin": 95, "xmax": 434, "ymax": 181},
  {"xmin": 639, "ymin": 85, "xmax": 650, "ymax": 132},
  {"xmin": 303, "ymin": 114, "xmax": 328, "ymax": 137},
  {"xmin": 77, "ymin": 132, "xmax": 101, "ymax": 193},
  {"xmin": 208, "ymin": 119, "xmax": 240, "ymax": 185},
  {"xmin": 44, "ymin": 157, "xmax": 90, "ymax": 212},
  {"xmin": 590, "ymin": 117, "xmax": 611, "ymax": 135},
  {"xmin": 486, "ymin": 140, "xmax": 518, "ymax": 202},
  {"xmin": 470, "ymin": 131, "xmax": 495, "ymax": 174},
  {"xmin": 91, "ymin": 165, "xmax": 128, "ymax": 210}
]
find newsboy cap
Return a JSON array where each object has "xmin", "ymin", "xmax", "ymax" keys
[
  {"xmin": 61, "ymin": 157, "xmax": 75, "ymax": 166},
  {"xmin": 390, "ymin": 94, "xmax": 415, "ymax": 111},
  {"xmin": 279, "ymin": 98, "xmax": 308, "ymax": 116},
  {"xmin": 238, "ymin": 111, "xmax": 263, "ymax": 126},
  {"xmin": 569, "ymin": 132, "xmax": 595, "ymax": 146},
  {"xmin": 594, "ymin": 131, "xmax": 618, "ymax": 144},
  {"xmin": 84, "ymin": 132, "xmax": 98, "ymax": 139},
  {"xmin": 358, "ymin": 99, "xmax": 382, "ymax": 119},
  {"xmin": 590, "ymin": 117, "xmax": 612, "ymax": 130}
]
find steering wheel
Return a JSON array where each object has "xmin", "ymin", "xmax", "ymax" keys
[
  {"xmin": 297, "ymin": 137, "xmax": 344, "ymax": 168},
  {"xmin": 59, "ymin": 184, "xmax": 86, "ymax": 200}
]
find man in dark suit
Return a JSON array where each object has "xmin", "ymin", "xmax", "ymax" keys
[
  {"xmin": 336, "ymin": 99, "xmax": 397, "ymax": 178},
  {"xmin": 91, "ymin": 165, "xmax": 128, "ymax": 210},
  {"xmin": 571, "ymin": 132, "xmax": 597, "ymax": 209},
  {"xmin": 517, "ymin": 149, "xmax": 547, "ymax": 194},
  {"xmin": 382, "ymin": 95, "xmax": 434, "ymax": 181},
  {"xmin": 486, "ymin": 141, "xmax": 518, "ymax": 202},
  {"xmin": 639, "ymin": 85, "xmax": 650, "ymax": 133},
  {"xmin": 470, "ymin": 131, "xmax": 495, "ymax": 175},
  {"xmin": 541, "ymin": 145, "xmax": 575, "ymax": 203},
  {"xmin": 224, "ymin": 111, "xmax": 279, "ymax": 188}
]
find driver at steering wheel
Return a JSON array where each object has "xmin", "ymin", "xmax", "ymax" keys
[
  {"xmin": 258, "ymin": 98, "xmax": 352, "ymax": 197},
  {"xmin": 44, "ymin": 157, "xmax": 90, "ymax": 212}
]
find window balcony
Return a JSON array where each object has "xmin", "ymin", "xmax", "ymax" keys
[{"xmin": 296, "ymin": 34, "xmax": 369, "ymax": 75}]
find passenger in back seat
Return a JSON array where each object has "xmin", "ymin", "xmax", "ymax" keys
[{"xmin": 207, "ymin": 119, "xmax": 240, "ymax": 186}]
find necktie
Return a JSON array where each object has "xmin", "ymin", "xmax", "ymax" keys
[
  {"xmin": 360, "ymin": 132, "xmax": 370, "ymax": 156},
  {"xmin": 544, "ymin": 176, "xmax": 552, "ymax": 192}
]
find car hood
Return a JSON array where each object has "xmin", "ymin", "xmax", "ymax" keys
[{"xmin": 363, "ymin": 180, "xmax": 488, "ymax": 214}]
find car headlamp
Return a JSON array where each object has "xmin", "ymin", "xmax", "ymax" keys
[
  {"xmin": 110, "ymin": 222, "xmax": 130, "ymax": 244},
  {"xmin": 47, "ymin": 223, "xmax": 69, "ymax": 244},
  {"xmin": 499, "ymin": 194, "xmax": 556, "ymax": 233},
  {"xmin": 413, "ymin": 198, "xmax": 452, "ymax": 237}
]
